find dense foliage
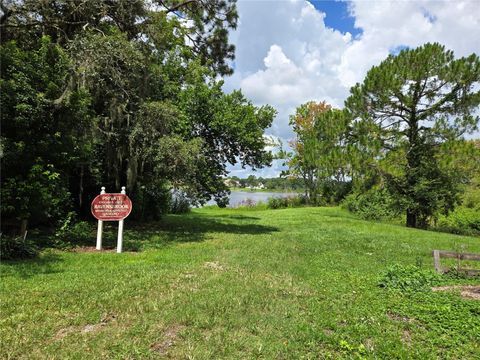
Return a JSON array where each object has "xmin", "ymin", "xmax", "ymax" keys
[
  {"xmin": 285, "ymin": 101, "xmax": 351, "ymax": 204},
  {"xmin": 341, "ymin": 187, "xmax": 401, "ymax": 221},
  {"xmin": 435, "ymin": 161, "xmax": 480, "ymax": 236},
  {"xmin": 1, "ymin": 0, "xmax": 276, "ymax": 243},
  {"xmin": 288, "ymin": 44, "xmax": 479, "ymax": 229},
  {"xmin": 345, "ymin": 43, "xmax": 480, "ymax": 228}
]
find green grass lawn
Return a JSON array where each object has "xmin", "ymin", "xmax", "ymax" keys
[{"xmin": 1, "ymin": 207, "xmax": 479, "ymax": 359}]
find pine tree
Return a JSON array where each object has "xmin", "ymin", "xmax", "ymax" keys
[{"xmin": 345, "ymin": 43, "xmax": 480, "ymax": 228}]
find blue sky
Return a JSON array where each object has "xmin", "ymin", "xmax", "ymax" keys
[
  {"xmin": 309, "ymin": 0, "xmax": 362, "ymax": 38},
  {"xmin": 224, "ymin": 0, "xmax": 480, "ymax": 179}
]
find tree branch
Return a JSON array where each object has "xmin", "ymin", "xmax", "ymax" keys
[
  {"xmin": 417, "ymin": 84, "xmax": 461, "ymax": 121},
  {"xmin": 159, "ymin": 0, "xmax": 199, "ymax": 14},
  {"xmin": 0, "ymin": 1, "xmax": 13, "ymax": 25}
]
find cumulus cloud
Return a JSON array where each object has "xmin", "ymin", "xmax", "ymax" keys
[
  {"xmin": 224, "ymin": 0, "xmax": 480, "ymax": 177},
  {"xmin": 340, "ymin": 0, "xmax": 480, "ymax": 87}
]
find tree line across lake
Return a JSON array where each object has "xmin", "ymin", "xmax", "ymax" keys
[
  {"xmin": 225, "ymin": 176, "xmax": 305, "ymax": 191},
  {"xmin": 1, "ymin": 1, "xmax": 479, "ymax": 258}
]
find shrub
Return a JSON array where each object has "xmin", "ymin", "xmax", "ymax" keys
[
  {"xmin": 435, "ymin": 207, "xmax": 480, "ymax": 236},
  {"xmin": 378, "ymin": 264, "xmax": 441, "ymax": 292},
  {"xmin": 0, "ymin": 235, "xmax": 38, "ymax": 260},
  {"xmin": 130, "ymin": 183, "xmax": 171, "ymax": 220},
  {"xmin": 55, "ymin": 212, "xmax": 94, "ymax": 247},
  {"xmin": 287, "ymin": 195, "xmax": 308, "ymax": 208},
  {"xmin": 232, "ymin": 199, "xmax": 268, "ymax": 210},
  {"xmin": 462, "ymin": 186, "xmax": 480, "ymax": 210},
  {"xmin": 267, "ymin": 197, "xmax": 286, "ymax": 209},
  {"xmin": 169, "ymin": 191, "xmax": 191, "ymax": 214},
  {"xmin": 267, "ymin": 195, "xmax": 307, "ymax": 209},
  {"xmin": 123, "ymin": 239, "xmax": 141, "ymax": 252},
  {"xmin": 1, "ymin": 162, "xmax": 72, "ymax": 229},
  {"xmin": 342, "ymin": 188, "xmax": 400, "ymax": 220},
  {"xmin": 320, "ymin": 180, "xmax": 353, "ymax": 204},
  {"xmin": 237, "ymin": 198, "xmax": 260, "ymax": 208}
]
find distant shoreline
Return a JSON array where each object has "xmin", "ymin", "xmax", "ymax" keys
[{"xmin": 228, "ymin": 187, "xmax": 304, "ymax": 194}]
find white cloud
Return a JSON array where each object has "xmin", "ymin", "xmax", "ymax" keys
[
  {"xmin": 242, "ymin": 45, "xmax": 303, "ymax": 103},
  {"xmin": 340, "ymin": 0, "xmax": 480, "ymax": 87},
  {"xmin": 225, "ymin": 0, "xmax": 480, "ymax": 177}
]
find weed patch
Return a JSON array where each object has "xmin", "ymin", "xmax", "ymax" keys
[{"xmin": 379, "ymin": 264, "xmax": 441, "ymax": 292}]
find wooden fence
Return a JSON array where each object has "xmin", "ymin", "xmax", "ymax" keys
[{"xmin": 432, "ymin": 250, "xmax": 480, "ymax": 276}]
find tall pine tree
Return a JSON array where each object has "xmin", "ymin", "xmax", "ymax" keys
[{"xmin": 345, "ymin": 43, "xmax": 480, "ymax": 228}]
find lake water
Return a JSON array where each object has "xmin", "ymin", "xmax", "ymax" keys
[{"xmin": 206, "ymin": 191, "xmax": 299, "ymax": 208}]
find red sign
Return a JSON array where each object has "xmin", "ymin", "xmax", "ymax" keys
[{"xmin": 91, "ymin": 193, "xmax": 132, "ymax": 221}]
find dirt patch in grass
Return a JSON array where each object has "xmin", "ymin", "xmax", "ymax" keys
[
  {"xmin": 387, "ymin": 312, "xmax": 415, "ymax": 323},
  {"xmin": 150, "ymin": 324, "xmax": 186, "ymax": 355},
  {"xmin": 323, "ymin": 329, "xmax": 334, "ymax": 336},
  {"xmin": 54, "ymin": 326, "xmax": 77, "ymax": 340},
  {"xmin": 72, "ymin": 246, "xmax": 139, "ymax": 254},
  {"xmin": 401, "ymin": 330, "xmax": 412, "ymax": 346},
  {"xmin": 364, "ymin": 338, "xmax": 375, "ymax": 351},
  {"xmin": 203, "ymin": 261, "xmax": 225, "ymax": 271},
  {"xmin": 54, "ymin": 314, "xmax": 116, "ymax": 340},
  {"xmin": 432, "ymin": 285, "xmax": 480, "ymax": 300}
]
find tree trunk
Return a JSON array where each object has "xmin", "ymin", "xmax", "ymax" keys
[
  {"xmin": 405, "ymin": 110, "xmax": 420, "ymax": 229},
  {"xmin": 406, "ymin": 210, "xmax": 417, "ymax": 228}
]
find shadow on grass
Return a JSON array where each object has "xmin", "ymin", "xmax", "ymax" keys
[
  {"xmin": 1, "ymin": 252, "xmax": 64, "ymax": 279},
  {"xmin": 125, "ymin": 212, "xmax": 278, "ymax": 247},
  {"xmin": 2, "ymin": 212, "xmax": 279, "ymax": 262},
  {"xmin": 213, "ymin": 214, "xmax": 261, "ymax": 221}
]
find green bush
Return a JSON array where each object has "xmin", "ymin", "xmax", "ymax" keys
[
  {"xmin": 0, "ymin": 235, "xmax": 38, "ymax": 260},
  {"xmin": 55, "ymin": 212, "xmax": 94, "ymax": 247},
  {"xmin": 236, "ymin": 198, "xmax": 267, "ymax": 210},
  {"xmin": 320, "ymin": 180, "xmax": 352, "ymax": 204},
  {"xmin": 342, "ymin": 188, "xmax": 400, "ymax": 220},
  {"xmin": 123, "ymin": 239, "xmax": 142, "ymax": 252},
  {"xmin": 169, "ymin": 192, "xmax": 191, "ymax": 214},
  {"xmin": 379, "ymin": 264, "xmax": 441, "ymax": 292},
  {"xmin": 435, "ymin": 207, "xmax": 480, "ymax": 236},
  {"xmin": 267, "ymin": 195, "xmax": 307, "ymax": 209},
  {"xmin": 267, "ymin": 197, "xmax": 287, "ymax": 209},
  {"xmin": 462, "ymin": 186, "xmax": 480, "ymax": 210},
  {"xmin": 1, "ymin": 162, "xmax": 73, "ymax": 229}
]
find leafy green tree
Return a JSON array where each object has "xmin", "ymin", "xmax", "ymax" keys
[
  {"xmin": 287, "ymin": 101, "xmax": 350, "ymax": 203},
  {"xmin": 177, "ymin": 71, "xmax": 275, "ymax": 204},
  {"xmin": 1, "ymin": 0, "xmax": 237, "ymax": 76},
  {"xmin": 1, "ymin": 0, "xmax": 275, "ymax": 234},
  {"xmin": 345, "ymin": 43, "xmax": 480, "ymax": 228},
  {"xmin": 0, "ymin": 37, "xmax": 95, "ymax": 233}
]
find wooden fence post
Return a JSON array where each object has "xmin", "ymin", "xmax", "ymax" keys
[{"xmin": 433, "ymin": 250, "xmax": 441, "ymax": 273}]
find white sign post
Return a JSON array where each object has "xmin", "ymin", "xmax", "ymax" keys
[
  {"xmin": 92, "ymin": 186, "xmax": 132, "ymax": 253},
  {"xmin": 96, "ymin": 186, "xmax": 106, "ymax": 250},
  {"xmin": 117, "ymin": 186, "xmax": 126, "ymax": 253}
]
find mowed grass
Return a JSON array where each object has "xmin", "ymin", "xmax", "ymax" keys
[{"xmin": 1, "ymin": 207, "xmax": 479, "ymax": 359}]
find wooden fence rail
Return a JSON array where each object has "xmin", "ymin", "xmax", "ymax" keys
[{"xmin": 432, "ymin": 250, "xmax": 480, "ymax": 276}]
